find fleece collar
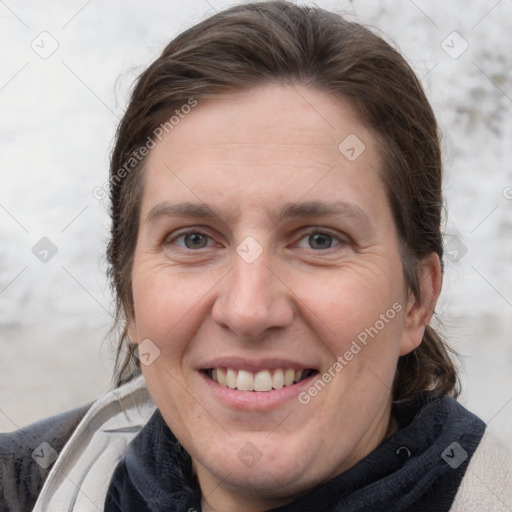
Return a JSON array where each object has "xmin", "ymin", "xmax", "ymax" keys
[{"xmin": 106, "ymin": 395, "xmax": 485, "ymax": 512}]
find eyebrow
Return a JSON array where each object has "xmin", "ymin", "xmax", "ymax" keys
[
  {"xmin": 146, "ymin": 201, "xmax": 223, "ymax": 223},
  {"xmin": 145, "ymin": 199, "xmax": 372, "ymax": 231},
  {"xmin": 274, "ymin": 201, "xmax": 370, "ymax": 224}
]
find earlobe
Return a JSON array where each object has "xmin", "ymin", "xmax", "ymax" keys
[{"xmin": 399, "ymin": 253, "xmax": 442, "ymax": 356}]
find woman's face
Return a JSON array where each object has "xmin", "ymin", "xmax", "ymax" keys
[{"xmin": 129, "ymin": 84, "xmax": 430, "ymax": 509}]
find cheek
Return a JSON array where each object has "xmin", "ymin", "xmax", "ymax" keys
[
  {"xmin": 289, "ymin": 264, "xmax": 406, "ymax": 394},
  {"xmin": 130, "ymin": 264, "xmax": 217, "ymax": 357},
  {"xmin": 296, "ymin": 266, "xmax": 404, "ymax": 341},
  {"xmin": 131, "ymin": 267, "xmax": 218, "ymax": 436}
]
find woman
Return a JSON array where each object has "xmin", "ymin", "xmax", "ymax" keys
[{"xmin": 1, "ymin": 2, "xmax": 510, "ymax": 511}]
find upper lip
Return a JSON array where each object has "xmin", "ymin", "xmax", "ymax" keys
[{"xmin": 197, "ymin": 357, "xmax": 317, "ymax": 372}]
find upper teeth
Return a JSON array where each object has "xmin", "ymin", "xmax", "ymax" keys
[{"xmin": 211, "ymin": 368, "xmax": 305, "ymax": 392}]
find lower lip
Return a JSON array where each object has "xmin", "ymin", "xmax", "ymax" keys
[{"xmin": 198, "ymin": 371, "xmax": 318, "ymax": 411}]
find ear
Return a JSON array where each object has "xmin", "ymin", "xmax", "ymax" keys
[{"xmin": 399, "ymin": 253, "xmax": 442, "ymax": 356}]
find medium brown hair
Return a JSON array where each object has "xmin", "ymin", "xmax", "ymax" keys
[{"xmin": 107, "ymin": 1, "xmax": 458, "ymax": 402}]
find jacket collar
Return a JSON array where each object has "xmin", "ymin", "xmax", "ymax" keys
[{"xmin": 118, "ymin": 394, "xmax": 485, "ymax": 511}]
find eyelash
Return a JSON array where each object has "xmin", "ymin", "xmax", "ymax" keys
[
  {"xmin": 170, "ymin": 230, "xmax": 219, "ymax": 250},
  {"xmin": 294, "ymin": 228, "xmax": 346, "ymax": 250},
  {"xmin": 166, "ymin": 227, "xmax": 350, "ymax": 252}
]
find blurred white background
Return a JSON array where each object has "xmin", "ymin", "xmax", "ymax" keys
[{"xmin": 1, "ymin": 0, "xmax": 511, "ymax": 437}]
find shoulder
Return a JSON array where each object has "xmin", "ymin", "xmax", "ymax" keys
[
  {"xmin": 29, "ymin": 375, "xmax": 155, "ymax": 512},
  {"xmin": 0, "ymin": 405, "xmax": 90, "ymax": 512},
  {"xmin": 451, "ymin": 428, "xmax": 512, "ymax": 511}
]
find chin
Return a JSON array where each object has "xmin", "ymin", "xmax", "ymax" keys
[{"xmin": 195, "ymin": 437, "xmax": 330, "ymax": 499}]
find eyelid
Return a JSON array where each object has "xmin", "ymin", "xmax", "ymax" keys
[
  {"xmin": 163, "ymin": 225, "xmax": 351, "ymax": 251},
  {"xmin": 165, "ymin": 227, "xmax": 220, "ymax": 249},
  {"xmin": 292, "ymin": 227, "xmax": 351, "ymax": 249}
]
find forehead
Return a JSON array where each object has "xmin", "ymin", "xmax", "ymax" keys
[
  {"xmin": 140, "ymin": 84, "xmax": 386, "ymax": 221},
  {"xmin": 159, "ymin": 84, "xmax": 372, "ymax": 154}
]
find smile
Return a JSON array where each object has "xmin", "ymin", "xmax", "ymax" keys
[{"xmin": 206, "ymin": 367, "xmax": 316, "ymax": 392}]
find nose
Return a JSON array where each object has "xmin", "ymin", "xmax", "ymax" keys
[{"xmin": 212, "ymin": 253, "xmax": 294, "ymax": 340}]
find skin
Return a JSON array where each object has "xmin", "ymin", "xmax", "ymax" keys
[{"xmin": 128, "ymin": 84, "xmax": 442, "ymax": 512}]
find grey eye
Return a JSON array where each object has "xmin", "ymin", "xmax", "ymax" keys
[
  {"xmin": 308, "ymin": 233, "xmax": 335, "ymax": 250},
  {"xmin": 181, "ymin": 232, "xmax": 209, "ymax": 249}
]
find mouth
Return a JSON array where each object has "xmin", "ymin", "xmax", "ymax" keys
[{"xmin": 204, "ymin": 367, "xmax": 318, "ymax": 392}]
